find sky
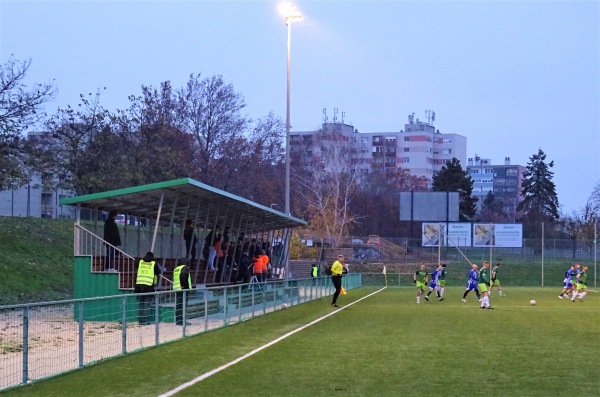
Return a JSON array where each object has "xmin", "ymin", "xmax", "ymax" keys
[{"xmin": 1, "ymin": 0, "xmax": 598, "ymax": 214}]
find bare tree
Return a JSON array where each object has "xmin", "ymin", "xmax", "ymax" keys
[
  {"xmin": 0, "ymin": 57, "xmax": 56, "ymax": 188},
  {"xmin": 177, "ymin": 74, "xmax": 248, "ymax": 188},
  {"xmin": 295, "ymin": 129, "xmax": 359, "ymax": 246}
]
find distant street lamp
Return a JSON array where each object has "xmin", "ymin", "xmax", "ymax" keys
[{"xmin": 279, "ymin": 2, "xmax": 302, "ymax": 216}]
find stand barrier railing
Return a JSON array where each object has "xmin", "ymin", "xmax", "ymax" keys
[{"xmin": 0, "ymin": 273, "xmax": 360, "ymax": 392}]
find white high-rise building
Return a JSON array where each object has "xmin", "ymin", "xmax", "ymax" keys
[
  {"xmin": 290, "ymin": 112, "xmax": 467, "ymax": 182},
  {"xmin": 466, "ymin": 155, "xmax": 526, "ymax": 219}
]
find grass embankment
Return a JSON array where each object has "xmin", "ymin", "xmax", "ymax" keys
[{"xmin": 0, "ymin": 217, "xmax": 73, "ymax": 305}]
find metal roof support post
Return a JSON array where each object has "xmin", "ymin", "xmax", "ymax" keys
[
  {"xmin": 167, "ymin": 192, "xmax": 180, "ymax": 260},
  {"xmin": 282, "ymin": 227, "xmax": 293, "ymax": 280},
  {"xmin": 227, "ymin": 216, "xmax": 244, "ymax": 283},
  {"xmin": 278, "ymin": 228, "xmax": 287, "ymax": 278},
  {"xmin": 195, "ymin": 203, "xmax": 212, "ymax": 286},
  {"xmin": 75, "ymin": 205, "xmax": 81, "ymax": 256},
  {"xmin": 180, "ymin": 197, "xmax": 191, "ymax": 259},
  {"xmin": 216, "ymin": 209, "xmax": 231, "ymax": 284},
  {"xmin": 150, "ymin": 191, "xmax": 164, "ymax": 253},
  {"xmin": 190, "ymin": 205, "xmax": 201, "ymax": 262},
  {"xmin": 203, "ymin": 206, "xmax": 221, "ymax": 285}
]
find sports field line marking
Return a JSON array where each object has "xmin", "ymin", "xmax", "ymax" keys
[{"xmin": 157, "ymin": 287, "xmax": 387, "ymax": 397}]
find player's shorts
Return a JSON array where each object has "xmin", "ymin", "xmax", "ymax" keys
[
  {"xmin": 563, "ymin": 279, "xmax": 573, "ymax": 288},
  {"xmin": 478, "ymin": 283, "xmax": 488, "ymax": 293},
  {"xmin": 576, "ymin": 283, "xmax": 586, "ymax": 291},
  {"xmin": 466, "ymin": 282, "xmax": 478, "ymax": 291},
  {"xmin": 438, "ymin": 280, "xmax": 446, "ymax": 287},
  {"xmin": 491, "ymin": 279, "xmax": 500, "ymax": 286},
  {"xmin": 416, "ymin": 281, "xmax": 426, "ymax": 290},
  {"xmin": 429, "ymin": 282, "xmax": 438, "ymax": 290}
]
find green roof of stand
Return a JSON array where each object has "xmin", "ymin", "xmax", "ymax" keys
[{"xmin": 60, "ymin": 178, "xmax": 306, "ymax": 231}]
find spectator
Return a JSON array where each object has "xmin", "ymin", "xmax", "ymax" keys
[
  {"xmin": 173, "ymin": 258, "xmax": 192, "ymax": 326},
  {"xmin": 103, "ymin": 210, "xmax": 121, "ymax": 272},
  {"xmin": 311, "ymin": 263, "xmax": 319, "ymax": 278},
  {"xmin": 259, "ymin": 250, "xmax": 269, "ymax": 281},
  {"xmin": 207, "ymin": 230, "xmax": 221, "ymax": 272},
  {"xmin": 135, "ymin": 252, "xmax": 161, "ymax": 325},
  {"xmin": 252, "ymin": 251, "xmax": 264, "ymax": 283},
  {"xmin": 183, "ymin": 219, "xmax": 198, "ymax": 264},
  {"xmin": 238, "ymin": 251, "xmax": 252, "ymax": 284}
]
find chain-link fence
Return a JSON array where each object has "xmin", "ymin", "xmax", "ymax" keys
[{"xmin": 0, "ymin": 274, "xmax": 360, "ymax": 392}]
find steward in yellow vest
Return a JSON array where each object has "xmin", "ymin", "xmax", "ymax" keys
[
  {"xmin": 135, "ymin": 252, "xmax": 161, "ymax": 325},
  {"xmin": 173, "ymin": 258, "xmax": 192, "ymax": 326}
]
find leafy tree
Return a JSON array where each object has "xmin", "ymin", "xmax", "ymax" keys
[
  {"xmin": 176, "ymin": 74, "xmax": 248, "ymax": 188},
  {"xmin": 38, "ymin": 91, "xmax": 114, "ymax": 195},
  {"xmin": 432, "ymin": 157, "xmax": 478, "ymax": 221},
  {"xmin": 112, "ymin": 82, "xmax": 197, "ymax": 186},
  {"xmin": 517, "ymin": 149, "xmax": 559, "ymax": 222},
  {"xmin": 0, "ymin": 57, "xmax": 56, "ymax": 188},
  {"xmin": 231, "ymin": 112, "xmax": 286, "ymax": 204},
  {"xmin": 477, "ymin": 191, "xmax": 509, "ymax": 223},
  {"xmin": 351, "ymin": 169, "xmax": 429, "ymax": 236}
]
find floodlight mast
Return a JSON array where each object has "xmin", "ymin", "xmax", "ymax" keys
[{"xmin": 279, "ymin": 2, "xmax": 301, "ymax": 216}]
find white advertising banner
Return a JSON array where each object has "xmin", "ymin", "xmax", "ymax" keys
[
  {"xmin": 445, "ymin": 223, "xmax": 472, "ymax": 247},
  {"xmin": 493, "ymin": 224, "xmax": 523, "ymax": 247},
  {"xmin": 422, "ymin": 223, "xmax": 443, "ymax": 246},
  {"xmin": 472, "ymin": 223, "xmax": 523, "ymax": 247}
]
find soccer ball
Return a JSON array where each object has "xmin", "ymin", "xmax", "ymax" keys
[
  {"xmin": 281, "ymin": 303, "xmax": 288, "ymax": 310},
  {"xmin": 529, "ymin": 299, "xmax": 536, "ymax": 306}
]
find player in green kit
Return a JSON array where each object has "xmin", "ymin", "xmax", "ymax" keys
[
  {"xmin": 438, "ymin": 263, "xmax": 447, "ymax": 298},
  {"xmin": 478, "ymin": 261, "xmax": 493, "ymax": 309},
  {"xmin": 489, "ymin": 262, "xmax": 503, "ymax": 297},
  {"xmin": 573, "ymin": 265, "xmax": 589, "ymax": 301},
  {"xmin": 414, "ymin": 263, "xmax": 428, "ymax": 304}
]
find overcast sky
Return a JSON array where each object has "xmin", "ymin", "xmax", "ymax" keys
[{"xmin": 2, "ymin": 0, "xmax": 598, "ymax": 214}]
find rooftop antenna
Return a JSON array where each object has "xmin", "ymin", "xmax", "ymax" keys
[
  {"xmin": 323, "ymin": 108, "xmax": 328, "ymax": 123},
  {"xmin": 425, "ymin": 109, "xmax": 436, "ymax": 125},
  {"xmin": 333, "ymin": 108, "xmax": 339, "ymax": 130},
  {"xmin": 341, "ymin": 111, "xmax": 345, "ymax": 124}
]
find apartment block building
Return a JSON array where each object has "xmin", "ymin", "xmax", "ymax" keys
[
  {"xmin": 0, "ymin": 131, "xmax": 75, "ymax": 218},
  {"xmin": 290, "ymin": 113, "xmax": 467, "ymax": 181},
  {"xmin": 466, "ymin": 155, "xmax": 526, "ymax": 218}
]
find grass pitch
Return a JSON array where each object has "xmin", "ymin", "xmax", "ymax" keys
[{"xmin": 4, "ymin": 286, "xmax": 599, "ymax": 397}]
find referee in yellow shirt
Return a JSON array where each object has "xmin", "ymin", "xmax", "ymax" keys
[{"xmin": 331, "ymin": 254, "xmax": 344, "ymax": 307}]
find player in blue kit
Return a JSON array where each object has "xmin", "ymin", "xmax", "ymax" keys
[
  {"xmin": 425, "ymin": 265, "xmax": 444, "ymax": 301},
  {"xmin": 461, "ymin": 264, "xmax": 481, "ymax": 302},
  {"xmin": 558, "ymin": 264, "xmax": 576, "ymax": 299}
]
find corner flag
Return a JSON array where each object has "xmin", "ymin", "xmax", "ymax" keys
[{"xmin": 382, "ymin": 266, "xmax": 388, "ymax": 287}]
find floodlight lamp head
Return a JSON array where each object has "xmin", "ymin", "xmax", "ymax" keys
[{"xmin": 279, "ymin": 2, "xmax": 302, "ymax": 23}]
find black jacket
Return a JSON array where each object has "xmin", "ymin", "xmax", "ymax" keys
[{"xmin": 103, "ymin": 218, "xmax": 121, "ymax": 246}]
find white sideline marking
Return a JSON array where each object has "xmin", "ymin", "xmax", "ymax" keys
[{"xmin": 158, "ymin": 287, "xmax": 387, "ymax": 397}]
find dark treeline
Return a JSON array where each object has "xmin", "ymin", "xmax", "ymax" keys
[{"xmin": 3, "ymin": 57, "xmax": 597, "ymax": 243}]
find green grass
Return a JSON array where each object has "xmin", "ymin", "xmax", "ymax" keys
[
  {"xmin": 4, "ymin": 286, "xmax": 598, "ymax": 396},
  {"xmin": 0, "ymin": 217, "xmax": 73, "ymax": 305}
]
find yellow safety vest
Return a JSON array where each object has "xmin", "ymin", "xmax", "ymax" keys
[
  {"xmin": 136, "ymin": 260, "xmax": 156, "ymax": 286},
  {"xmin": 312, "ymin": 266, "xmax": 318, "ymax": 277},
  {"xmin": 173, "ymin": 265, "xmax": 191, "ymax": 290}
]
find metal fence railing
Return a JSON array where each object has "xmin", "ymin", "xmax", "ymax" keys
[{"xmin": 0, "ymin": 274, "xmax": 360, "ymax": 392}]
